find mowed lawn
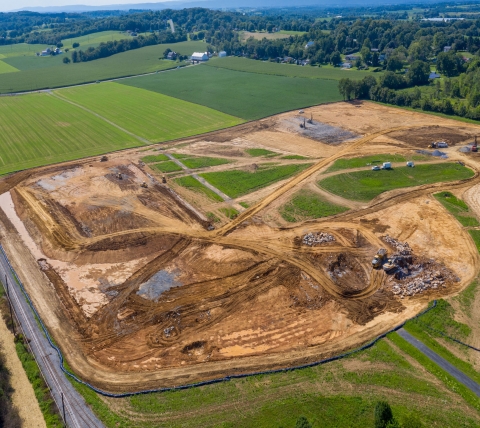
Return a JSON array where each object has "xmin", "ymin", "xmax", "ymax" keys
[
  {"xmin": 0, "ymin": 41, "xmax": 207, "ymax": 93},
  {"xmin": 318, "ymin": 163, "xmax": 474, "ymax": 202},
  {"xmin": 120, "ymin": 65, "xmax": 343, "ymax": 120},
  {"xmin": 0, "ymin": 93, "xmax": 140, "ymax": 175},
  {"xmin": 58, "ymin": 82, "xmax": 243, "ymax": 142}
]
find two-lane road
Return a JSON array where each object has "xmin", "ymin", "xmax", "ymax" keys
[{"xmin": 0, "ymin": 246, "xmax": 104, "ymax": 428}]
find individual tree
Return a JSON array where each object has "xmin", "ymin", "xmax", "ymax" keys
[
  {"xmin": 163, "ymin": 48, "xmax": 172, "ymax": 58},
  {"xmin": 375, "ymin": 401, "xmax": 394, "ymax": 428},
  {"xmin": 338, "ymin": 78, "xmax": 355, "ymax": 100},
  {"xmin": 72, "ymin": 42, "xmax": 79, "ymax": 48},
  {"xmin": 330, "ymin": 51, "xmax": 342, "ymax": 66},
  {"xmin": 380, "ymin": 72, "xmax": 406, "ymax": 89},
  {"xmin": 361, "ymin": 45, "xmax": 372, "ymax": 64},
  {"xmin": 62, "ymin": 57, "xmax": 70, "ymax": 64},
  {"xmin": 405, "ymin": 60, "xmax": 430, "ymax": 86},
  {"xmin": 372, "ymin": 51, "xmax": 379, "ymax": 67},
  {"xmin": 436, "ymin": 51, "xmax": 464, "ymax": 77},
  {"xmin": 295, "ymin": 416, "xmax": 312, "ymax": 428},
  {"xmin": 386, "ymin": 56, "xmax": 403, "ymax": 72},
  {"xmin": 355, "ymin": 57, "xmax": 362, "ymax": 68},
  {"xmin": 56, "ymin": 42, "xmax": 63, "ymax": 48}
]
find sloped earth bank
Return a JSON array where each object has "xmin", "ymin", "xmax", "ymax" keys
[{"xmin": 0, "ymin": 102, "xmax": 479, "ymax": 392}]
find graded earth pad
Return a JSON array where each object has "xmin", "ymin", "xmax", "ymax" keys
[{"xmin": 1, "ymin": 101, "xmax": 480, "ymax": 392}]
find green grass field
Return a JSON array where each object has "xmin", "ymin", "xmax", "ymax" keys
[
  {"xmin": 150, "ymin": 161, "xmax": 183, "ymax": 173},
  {"xmin": 468, "ymin": 230, "xmax": 480, "ymax": 253},
  {"xmin": 434, "ymin": 191, "xmax": 480, "ymax": 227},
  {"xmin": 0, "ymin": 43, "xmax": 48, "ymax": 58},
  {"xmin": 61, "ymin": 30, "xmax": 139, "ymax": 50},
  {"xmin": 281, "ymin": 190, "xmax": 349, "ymax": 222},
  {"xmin": 174, "ymin": 175, "xmax": 223, "ymax": 202},
  {"xmin": 120, "ymin": 66, "xmax": 343, "ymax": 120},
  {"xmin": 0, "ymin": 41, "xmax": 207, "ymax": 93},
  {"xmin": 219, "ymin": 207, "xmax": 239, "ymax": 219},
  {"xmin": 58, "ymin": 83, "xmax": 243, "ymax": 142},
  {"xmin": 180, "ymin": 156, "xmax": 232, "ymax": 169},
  {"xmin": 200, "ymin": 163, "xmax": 312, "ymax": 198},
  {"xmin": 318, "ymin": 163, "xmax": 474, "ymax": 202},
  {"xmin": 0, "ymin": 60, "xmax": 18, "ymax": 74},
  {"xmin": 206, "ymin": 57, "xmax": 376, "ymax": 81},
  {"xmin": 326, "ymin": 154, "xmax": 407, "ymax": 172},
  {"xmin": 0, "ymin": 93, "xmax": 139, "ymax": 175}
]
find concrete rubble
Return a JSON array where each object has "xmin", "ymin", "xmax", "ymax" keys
[
  {"xmin": 303, "ymin": 232, "xmax": 335, "ymax": 246},
  {"xmin": 382, "ymin": 235, "xmax": 458, "ymax": 298}
]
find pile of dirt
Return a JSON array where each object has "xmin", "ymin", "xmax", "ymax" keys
[
  {"xmin": 326, "ymin": 253, "xmax": 368, "ymax": 294},
  {"xmin": 390, "ymin": 126, "xmax": 474, "ymax": 148},
  {"xmin": 302, "ymin": 232, "xmax": 335, "ymax": 246}
]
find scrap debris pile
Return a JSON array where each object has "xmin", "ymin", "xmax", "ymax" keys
[
  {"xmin": 381, "ymin": 235, "xmax": 458, "ymax": 298},
  {"xmin": 303, "ymin": 232, "xmax": 335, "ymax": 246}
]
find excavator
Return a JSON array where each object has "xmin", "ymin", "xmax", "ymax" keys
[{"xmin": 372, "ymin": 248, "xmax": 387, "ymax": 268}]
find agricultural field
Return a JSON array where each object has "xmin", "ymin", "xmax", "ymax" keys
[
  {"xmin": 280, "ymin": 190, "xmax": 349, "ymax": 222},
  {"xmin": 58, "ymin": 82, "xmax": 243, "ymax": 142},
  {"xmin": 240, "ymin": 30, "xmax": 297, "ymax": 41},
  {"xmin": 318, "ymin": 163, "xmax": 474, "ymax": 202},
  {"xmin": 121, "ymin": 65, "xmax": 343, "ymax": 120},
  {"xmin": 174, "ymin": 175, "xmax": 223, "ymax": 202},
  {"xmin": 179, "ymin": 156, "xmax": 232, "ymax": 169},
  {"xmin": 0, "ymin": 41, "xmax": 207, "ymax": 93},
  {"xmin": 61, "ymin": 30, "xmax": 144, "ymax": 50},
  {"xmin": 206, "ymin": 56, "xmax": 376, "ymax": 81},
  {"xmin": 200, "ymin": 163, "xmax": 312, "ymax": 198},
  {"xmin": 0, "ymin": 92, "xmax": 138, "ymax": 175}
]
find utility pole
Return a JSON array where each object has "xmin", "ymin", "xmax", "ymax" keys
[{"xmin": 5, "ymin": 275, "xmax": 15, "ymax": 335}]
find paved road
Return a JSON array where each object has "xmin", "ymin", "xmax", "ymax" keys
[
  {"xmin": 0, "ymin": 246, "xmax": 104, "ymax": 428},
  {"xmin": 397, "ymin": 328, "xmax": 480, "ymax": 397}
]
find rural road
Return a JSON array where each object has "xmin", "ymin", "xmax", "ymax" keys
[
  {"xmin": 0, "ymin": 247, "xmax": 104, "ymax": 428},
  {"xmin": 397, "ymin": 328, "xmax": 480, "ymax": 397}
]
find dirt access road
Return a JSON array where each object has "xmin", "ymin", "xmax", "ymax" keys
[{"xmin": 1, "ymin": 102, "xmax": 480, "ymax": 392}]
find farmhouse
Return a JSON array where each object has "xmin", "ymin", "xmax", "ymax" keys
[
  {"xmin": 218, "ymin": 51, "xmax": 227, "ymax": 57},
  {"xmin": 305, "ymin": 41, "xmax": 314, "ymax": 49},
  {"xmin": 40, "ymin": 48, "xmax": 51, "ymax": 56},
  {"xmin": 166, "ymin": 51, "xmax": 177, "ymax": 60},
  {"xmin": 191, "ymin": 52, "xmax": 209, "ymax": 61}
]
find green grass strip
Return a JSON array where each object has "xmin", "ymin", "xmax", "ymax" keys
[
  {"xmin": 281, "ymin": 155, "xmax": 309, "ymax": 160},
  {"xmin": 141, "ymin": 153, "xmax": 170, "ymax": 163},
  {"xmin": 388, "ymin": 332, "xmax": 480, "ymax": 412},
  {"xmin": 200, "ymin": 163, "xmax": 312, "ymax": 198},
  {"xmin": 326, "ymin": 154, "xmax": 407, "ymax": 172},
  {"xmin": 219, "ymin": 207, "xmax": 239, "ymax": 219},
  {"xmin": 455, "ymin": 280, "xmax": 479, "ymax": 317},
  {"xmin": 319, "ymin": 163, "xmax": 474, "ymax": 202},
  {"xmin": 434, "ymin": 191, "xmax": 480, "ymax": 227},
  {"xmin": 15, "ymin": 340, "xmax": 63, "ymax": 427},
  {"xmin": 150, "ymin": 161, "xmax": 183, "ymax": 173},
  {"xmin": 174, "ymin": 175, "xmax": 223, "ymax": 202},
  {"xmin": 180, "ymin": 156, "xmax": 231, "ymax": 169},
  {"xmin": 468, "ymin": 230, "xmax": 480, "ymax": 253},
  {"xmin": 245, "ymin": 148, "xmax": 278, "ymax": 157}
]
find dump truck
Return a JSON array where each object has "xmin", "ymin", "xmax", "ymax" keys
[
  {"xmin": 383, "ymin": 260, "xmax": 398, "ymax": 274},
  {"xmin": 372, "ymin": 248, "xmax": 387, "ymax": 268},
  {"xmin": 472, "ymin": 136, "xmax": 478, "ymax": 153}
]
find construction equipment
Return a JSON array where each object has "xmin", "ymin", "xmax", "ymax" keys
[
  {"xmin": 472, "ymin": 136, "xmax": 478, "ymax": 153},
  {"xmin": 372, "ymin": 248, "xmax": 387, "ymax": 268},
  {"xmin": 117, "ymin": 173, "xmax": 122, "ymax": 180},
  {"xmin": 141, "ymin": 181, "xmax": 148, "ymax": 188},
  {"xmin": 100, "ymin": 155, "xmax": 108, "ymax": 162},
  {"xmin": 383, "ymin": 260, "xmax": 398, "ymax": 274},
  {"xmin": 162, "ymin": 176, "xmax": 167, "ymax": 184},
  {"xmin": 428, "ymin": 142, "xmax": 437, "ymax": 149},
  {"xmin": 307, "ymin": 113, "xmax": 313, "ymax": 124}
]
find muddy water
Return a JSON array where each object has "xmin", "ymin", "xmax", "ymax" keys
[{"xmin": 137, "ymin": 269, "xmax": 182, "ymax": 302}]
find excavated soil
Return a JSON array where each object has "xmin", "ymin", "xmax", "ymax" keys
[
  {"xmin": 388, "ymin": 126, "xmax": 476, "ymax": 148},
  {"xmin": 1, "ymin": 101, "xmax": 479, "ymax": 392}
]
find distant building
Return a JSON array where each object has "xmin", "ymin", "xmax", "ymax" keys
[
  {"xmin": 305, "ymin": 41, "xmax": 314, "ymax": 49},
  {"xmin": 371, "ymin": 48, "xmax": 379, "ymax": 52},
  {"xmin": 444, "ymin": 46, "xmax": 452, "ymax": 52},
  {"xmin": 40, "ymin": 48, "xmax": 51, "ymax": 56},
  {"xmin": 429, "ymin": 72, "xmax": 441, "ymax": 79},
  {"xmin": 191, "ymin": 52, "xmax": 209, "ymax": 61},
  {"xmin": 131, "ymin": 32, "xmax": 138, "ymax": 37},
  {"xmin": 345, "ymin": 55, "xmax": 359, "ymax": 61},
  {"xmin": 341, "ymin": 62, "xmax": 352, "ymax": 69},
  {"xmin": 166, "ymin": 51, "xmax": 177, "ymax": 60},
  {"xmin": 218, "ymin": 51, "xmax": 227, "ymax": 57}
]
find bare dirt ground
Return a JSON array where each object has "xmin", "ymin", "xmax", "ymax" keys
[{"xmin": 1, "ymin": 101, "xmax": 480, "ymax": 392}]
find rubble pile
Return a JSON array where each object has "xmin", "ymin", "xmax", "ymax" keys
[
  {"xmin": 303, "ymin": 232, "xmax": 335, "ymax": 246},
  {"xmin": 382, "ymin": 235, "xmax": 412, "ymax": 255}
]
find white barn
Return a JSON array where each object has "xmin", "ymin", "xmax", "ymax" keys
[
  {"xmin": 191, "ymin": 52, "xmax": 209, "ymax": 61},
  {"xmin": 218, "ymin": 51, "xmax": 227, "ymax": 57}
]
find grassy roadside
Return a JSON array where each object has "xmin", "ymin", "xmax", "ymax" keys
[
  {"xmin": 0, "ymin": 287, "xmax": 62, "ymax": 427},
  {"xmin": 434, "ymin": 191, "xmax": 480, "ymax": 227}
]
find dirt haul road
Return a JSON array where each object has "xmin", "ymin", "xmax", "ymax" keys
[{"xmin": 1, "ymin": 105, "xmax": 480, "ymax": 392}]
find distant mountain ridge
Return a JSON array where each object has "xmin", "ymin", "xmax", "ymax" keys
[{"xmin": 13, "ymin": 0, "xmax": 448, "ymax": 13}]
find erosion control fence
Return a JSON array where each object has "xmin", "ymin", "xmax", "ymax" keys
[{"xmin": 0, "ymin": 244, "xmax": 438, "ymax": 398}]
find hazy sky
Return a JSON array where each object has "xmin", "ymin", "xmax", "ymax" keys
[{"xmin": 0, "ymin": 0, "xmax": 172, "ymax": 12}]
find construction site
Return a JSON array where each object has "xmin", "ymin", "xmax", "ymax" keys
[{"xmin": 0, "ymin": 101, "xmax": 479, "ymax": 392}]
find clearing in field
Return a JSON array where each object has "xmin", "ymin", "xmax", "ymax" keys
[
  {"xmin": 0, "ymin": 93, "xmax": 138, "ymax": 175},
  {"xmin": 1, "ymin": 101, "xmax": 479, "ymax": 401},
  {"xmin": 58, "ymin": 82, "xmax": 243, "ymax": 142},
  {"xmin": 120, "ymin": 65, "xmax": 343, "ymax": 120}
]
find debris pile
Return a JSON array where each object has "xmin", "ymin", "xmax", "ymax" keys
[
  {"xmin": 381, "ymin": 235, "xmax": 458, "ymax": 298},
  {"xmin": 303, "ymin": 232, "xmax": 335, "ymax": 246}
]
